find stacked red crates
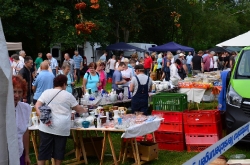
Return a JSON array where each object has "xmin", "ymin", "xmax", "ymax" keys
[
  {"xmin": 152, "ymin": 110, "xmax": 185, "ymax": 151},
  {"xmin": 183, "ymin": 110, "xmax": 222, "ymax": 152}
]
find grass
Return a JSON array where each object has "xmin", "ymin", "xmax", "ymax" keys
[{"xmin": 29, "ymin": 81, "xmax": 250, "ymax": 164}]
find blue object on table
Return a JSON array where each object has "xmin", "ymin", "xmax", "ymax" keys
[
  {"xmin": 118, "ymin": 118, "xmax": 122, "ymax": 125},
  {"xmin": 82, "ymin": 121, "xmax": 90, "ymax": 128}
]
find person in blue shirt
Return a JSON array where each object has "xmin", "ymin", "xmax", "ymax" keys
[
  {"xmin": 32, "ymin": 62, "xmax": 54, "ymax": 104},
  {"xmin": 186, "ymin": 52, "xmax": 193, "ymax": 74},
  {"xmin": 99, "ymin": 51, "xmax": 107, "ymax": 63},
  {"xmin": 73, "ymin": 50, "xmax": 83, "ymax": 83},
  {"xmin": 82, "ymin": 62, "xmax": 100, "ymax": 94},
  {"xmin": 157, "ymin": 53, "xmax": 163, "ymax": 80},
  {"xmin": 61, "ymin": 62, "xmax": 75, "ymax": 94},
  {"xmin": 46, "ymin": 53, "xmax": 58, "ymax": 76}
]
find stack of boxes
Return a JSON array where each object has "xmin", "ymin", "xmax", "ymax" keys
[
  {"xmin": 152, "ymin": 93, "xmax": 188, "ymax": 151},
  {"xmin": 183, "ymin": 110, "xmax": 222, "ymax": 152}
]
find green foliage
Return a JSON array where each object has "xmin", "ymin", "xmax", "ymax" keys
[{"xmin": 1, "ymin": 0, "xmax": 250, "ymax": 56}]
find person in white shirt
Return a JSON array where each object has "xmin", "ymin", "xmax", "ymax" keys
[
  {"xmin": 19, "ymin": 50, "xmax": 26, "ymax": 63},
  {"xmin": 120, "ymin": 53, "xmax": 125, "ymax": 62},
  {"xmin": 46, "ymin": 53, "xmax": 58, "ymax": 76},
  {"xmin": 107, "ymin": 55, "xmax": 116, "ymax": 78},
  {"xmin": 35, "ymin": 75, "xmax": 88, "ymax": 165},
  {"xmin": 121, "ymin": 58, "xmax": 133, "ymax": 87},
  {"xmin": 213, "ymin": 54, "xmax": 219, "ymax": 71},
  {"xmin": 13, "ymin": 75, "xmax": 32, "ymax": 165},
  {"xmin": 115, "ymin": 57, "xmax": 121, "ymax": 70},
  {"xmin": 186, "ymin": 52, "xmax": 193, "ymax": 74},
  {"xmin": 11, "ymin": 54, "xmax": 24, "ymax": 75},
  {"xmin": 170, "ymin": 59, "xmax": 181, "ymax": 80}
]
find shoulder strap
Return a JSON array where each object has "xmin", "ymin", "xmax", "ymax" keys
[
  {"xmin": 48, "ymin": 90, "xmax": 62, "ymax": 105},
  {"xmin": 135, "ymin": 75, "xmax": 141, "ymax": 85}
]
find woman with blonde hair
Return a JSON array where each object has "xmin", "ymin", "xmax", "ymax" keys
[
  {"xmin": 96, "ymin": 61, "xmax": 107, "ymax": 90},
  {"xmin": 157, "ymin": 53, "xmax": 163, "ymax": 80},
  {"xmin": 161, "ymin": 51, "xmax": 173, "ymax": 81},
  {"xmin": 121, "ymin": 58, "xmax": 133, "ymax": 86}
]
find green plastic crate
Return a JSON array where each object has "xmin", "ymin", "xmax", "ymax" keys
[{"xmin": 152, "ymin": 93, "xmax": 188, "ymax": 111}]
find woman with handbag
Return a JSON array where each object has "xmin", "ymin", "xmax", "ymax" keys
[{"xmin": 35, "ymin": 75, "xmax": 87, "ymax": 165}]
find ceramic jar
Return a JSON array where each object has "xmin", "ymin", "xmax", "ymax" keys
[{"xmin": 86, "ymin": 111, "xmax": 95, "ymax": 125}]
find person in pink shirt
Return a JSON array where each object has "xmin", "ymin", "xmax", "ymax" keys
[
  {"xmin": 203, "ymin": 51, "xmax": 215, "ymax": 72},
  {"xmin": 96, "ymin": 61, "xmax": 106, "ymax": 90}
]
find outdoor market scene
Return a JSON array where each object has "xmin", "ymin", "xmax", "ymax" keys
[{"xmin": 1, "ymin": 0, "xmax": 250, "ymax": 165}]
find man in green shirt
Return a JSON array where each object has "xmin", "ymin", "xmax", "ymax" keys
[{"xmin": 35, "ymin": 53, "xmax": 43, "ymax": 70}]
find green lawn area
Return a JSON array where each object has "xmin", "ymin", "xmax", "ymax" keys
[{"xmin": 28, "ymin": 81, "xmax": 250, "ymax": 164}]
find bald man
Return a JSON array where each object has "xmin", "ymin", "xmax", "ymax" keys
[
  {"xmin": 32, "ymin": 61, "xmax": 55, "ymax": 104},
  {"xmin": 46, "ymin": 53, "xmax": 58, "ymax": 76}
]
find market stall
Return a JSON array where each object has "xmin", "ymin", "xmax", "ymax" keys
[{"xmin": 29, "ymin": 110, "xmax": 162, "ymax": 165}]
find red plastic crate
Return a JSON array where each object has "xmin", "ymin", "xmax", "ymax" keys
[
  {"xmin": 136, "ymin": 134, "xmax": 153, "ymax": 142},
  {"xmin": 123, "ymin": 134, "xmax": 153, "ymax": 142},
  {"xmin": 158, "ymin": 141, "xmax": 185, "ymax": 151},
  {"xmin": 184, "ymin": 121, "xmax": 222, "ymax": 135},
  {"xmin": 155, "ymin": 131, "xmax": 184, "ymax": 142},
  {"xmin": 158, "ymin": 122, "xmax": 183, "ymax": 132},
  {"xmin": 183, "ymin": 110, "xmax": 220, "ymax": 124},
  {"xmin": 187, "ymin": 144, "xmax": 212, "ymax": 152},
  {"xmin": 152, "ymin": 110, "xmax": 183, "ymax": 123},
  {"xmin": 185, "ymin": 134, "xmax": 219, "ymax": 144}
]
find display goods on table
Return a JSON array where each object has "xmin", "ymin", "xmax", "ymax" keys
[{"xmin": 178, "ymin": 71, "xmax": 222, "ymax": 103}]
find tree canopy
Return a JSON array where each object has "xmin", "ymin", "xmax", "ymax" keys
[{"xmin": 1, "ymin": 0, "xmax": 250, "ymax": 55}]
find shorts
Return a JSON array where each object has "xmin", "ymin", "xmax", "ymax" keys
[{"xmin": 38, "ymin": 131, "xmax": 68, "ymax": 160}]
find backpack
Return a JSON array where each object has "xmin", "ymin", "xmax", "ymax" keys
[{"xmin": 86, "ymin": 72, "xmax": 99, "ymax": 80}]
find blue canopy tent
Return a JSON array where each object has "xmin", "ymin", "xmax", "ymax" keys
[
  {"xmin": 148, "ymin": 41, "xmax": 194, "ymax": 52},
  {"xmin": 96, "ymin": 42, "xmax": 145, "ymax": 52}
]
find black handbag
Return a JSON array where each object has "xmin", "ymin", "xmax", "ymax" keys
[{"xmin": 39, "ymin": 90, "xmax": 62, "ymax": 126}]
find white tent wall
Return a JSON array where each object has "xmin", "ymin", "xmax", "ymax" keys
[
  {"xmin": 216, "ymin": 31, "xmax": 250, "ymax": 47},
  {"xmin": 0, "ymin": 19, "xmax": 19, "ymax": 165}
]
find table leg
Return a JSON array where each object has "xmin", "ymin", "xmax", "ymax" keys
[
  {"xmin": 78, "ymin": 131, "xmax": 88, "ymax": 164},
  {"xmin": 107, "ymin": 132, "xmax": 118, "ymax": 165},
  {"xmin": 131, "ymin": 139, "xmax": 138, "ymax": 164},
  {"xmin": 100, "ymin": 131, "xmax": 107, "ymax": 165},
  {"xmin": 122, "ymin": 139, "xmax": 129, "ymax": 164},
  {"xmin": 134, "ymin": 138, "xmax": 141, "ymax": 165},
  {"xmin": 30, "ymin": 130, "xmax": 39, "ymax": 163}
]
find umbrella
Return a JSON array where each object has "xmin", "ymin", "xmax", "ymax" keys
[{"xmin": 208, "ymin": 47, "xmax": 230, "ymax": 53}]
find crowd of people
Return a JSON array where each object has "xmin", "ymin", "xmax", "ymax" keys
[{"xmin": 10, "ymin": 48, "xmax": 238, "ymax": 165}]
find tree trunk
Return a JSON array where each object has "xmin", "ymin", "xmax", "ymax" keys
[
  {"xmin": 115, "ymin": 22, "xmax": 120, "ymax": 43},
  {"xmin": 123, "ymin": 29, "xmax": 129, "ymax": 43}
]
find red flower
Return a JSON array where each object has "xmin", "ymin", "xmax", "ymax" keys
[
  {"xmin": 90, "ymin": 0, "xmax": 98, "ymax": 3},
  {"xmin": 90, "ymin": 4, "xmax": 100, "ymax": 9},
  {"xmin": 75, "ymin": 2, "xmax": 87, "ymax": 10}
]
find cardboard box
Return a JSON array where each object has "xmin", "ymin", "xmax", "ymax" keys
[
  {"xmin": 126, "ymin": 142, "xmax": 158, "ymax": 162},
  {"xmin": 82, "ymin": 137, "xmax": 103, "ymax": 157},
  {"xmin": 227, "ymin": 159, "xmax": 250, "ymax": 165}
]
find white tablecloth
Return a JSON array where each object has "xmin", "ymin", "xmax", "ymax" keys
[
  {"xmin": 121, "ymin": 118, "xmax": 161, "ymax": 138},
  {"xmin": 179, "ymin": 88, "xmax": 212, "ymax": 103}
]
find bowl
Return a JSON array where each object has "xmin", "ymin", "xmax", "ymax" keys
[
  {"xmin": 230, "ymin": 154, "xmax": 246, "ymax": 159},
  {"xmin": 82, "ymin": 121, "xmax": 90, "ymax": 128}
]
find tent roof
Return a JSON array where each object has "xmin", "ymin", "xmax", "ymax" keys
[
  {"xmin": 216, "ymin": 31, "xmax": 250, "ymax": 47},
  {"xmin": 96, "ymin": 42, "xmax": 145, "ymax": 52},
  {"xmin": 208, "ymin": 47, "xmax": 230, "ymax": 53},
  {"xmin": 6, "ymin": 42, "xmax": 22, "ymax": 51},
  {"xmin": 148, "ymin": 41, "xmax": 194, "ymax": 52}
]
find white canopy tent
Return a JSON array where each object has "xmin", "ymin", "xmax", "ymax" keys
[
  {"xmin": 216, "ymin": 31, "xmax": 250, "ymax": 47},
  {"xmin": 7, "ymin": 42, "xmax": 22, "ymax": 51},
  {"xmin": 0, "ymin": 19, "xmax": 19, "ymax": 165}
]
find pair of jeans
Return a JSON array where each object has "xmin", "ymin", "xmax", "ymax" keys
[
  {"xmin": 108, "ymin": 69, "xmax": 114, "ymax": 78},
  {"xmin": 187, "ymin": 64, "xmax": 192, "ymax": 74},
  {"xmin": 144, "ymin": 68, "xmax": 150, "ymax": 76},
  {"xmin": 75, "ymin": 69, "xmax": 81, "ymax": 83},
  {"xmin": 52, "ymin": 69, "xmax": 56, "ymax": 77}
]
